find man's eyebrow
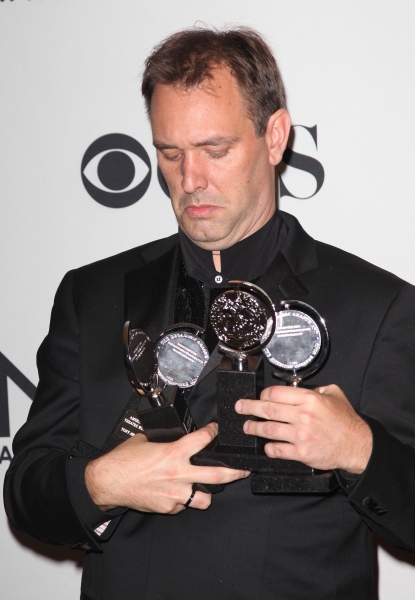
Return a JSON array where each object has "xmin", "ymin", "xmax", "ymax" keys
[
  {"xmin": 193, "ymin": 136, "xmax": 240, "ymax": 147},
  {"xmin": 153, "ymin": 141, "xmax": 177, "ymax": 150},
  {"xmin": 153, "ymin": 136, "xmax": 240, "ymax": 150}
]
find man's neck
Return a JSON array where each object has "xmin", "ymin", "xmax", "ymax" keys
[{"xmin": 178, "ymin": 209, "xmax": 288, "ymax": 287}]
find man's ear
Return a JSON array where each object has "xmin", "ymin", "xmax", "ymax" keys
[{"xmin": 266, "ymin": 109, "xmax": 291, "ymax": 166}]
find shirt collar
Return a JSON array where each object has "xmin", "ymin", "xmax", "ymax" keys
[{"xmin": 179, "ymin": 209, "xmax": 288, "ymax": 287}]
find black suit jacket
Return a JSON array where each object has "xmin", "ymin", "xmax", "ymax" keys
[{"xmin": 4, "ymin": 211, "xmax": 415, "ymax": 600}]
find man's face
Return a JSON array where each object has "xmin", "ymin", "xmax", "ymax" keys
[{"xmin": 151, "ymin": 66, "xmax": 284, "ymax": 250}]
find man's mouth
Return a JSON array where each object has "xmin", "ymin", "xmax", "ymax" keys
[{"xmin": 184, "ymin": 205, "xmax": 221, "ymax": 218}]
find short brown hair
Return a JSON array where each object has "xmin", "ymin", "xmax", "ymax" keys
[{"xmin": 142, "ymin": 26, "xmax": 286, "ymax": 137}]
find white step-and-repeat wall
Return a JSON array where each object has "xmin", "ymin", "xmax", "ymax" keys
[{"xmin": 1, "ymin": 1, "xmax": 415, "ymax": 598}]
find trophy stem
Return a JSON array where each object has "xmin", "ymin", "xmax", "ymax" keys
[
  {"xmin": 232, "ymin": 354, "xmax": 248, "ymax": 372},
  {"xmin": 149, "ymin": 393, "xmax": 164, "ymax": 408},
  {"xmin": 286, "ymin": 372, "xmax": 302, "ymax": 387}
]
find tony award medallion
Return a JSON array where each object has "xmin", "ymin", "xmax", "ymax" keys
[
  {"xmin": 155, "ymin": 324, "xmax": 209, "ymax": 388},
  {"xmin": 209, "ymin": 282, "xmax": 274, "ymax": 370},
  {"xmin": 263, "ymin": 300, "xmax": 329, "ymax": 387}
]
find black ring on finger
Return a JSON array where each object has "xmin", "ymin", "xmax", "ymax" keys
[{"xmin": 183, "ymin": 489, "xmax": 196, "ymax": 508}]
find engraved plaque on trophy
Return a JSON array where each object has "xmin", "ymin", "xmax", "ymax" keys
[
  {"xmin": 121, "ymin": 321, "xmax": 209, "ymax": 443},
  {"xmin": 262, "ymin": 299, "xmax": 329, "ymax": 387},
  {"xmin": 192, "ymin": 285, "xmax": 338, "ymax": 494}
]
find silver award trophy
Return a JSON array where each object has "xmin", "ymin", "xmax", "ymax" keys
[
  {"xmin": 192, "ymin": 284, "xmax": 338, "ymax": 493},
  {"xmin": 209, "ymin": 281, "xmax": 276, "ymax": 450},
  {"xmin": 70, "ymin": 322, "xmax": 209, "ymax": 459},
  {"xmin": 247, "ymin": 299, "xmax": 338, "ymax": 493},
  {"xmin": 192, "ymin": 281, "xmax": 278, "ymax": 473},
  {"xmin": 122, "ymin": 321, "xmax": 209, "ymax": 443}
]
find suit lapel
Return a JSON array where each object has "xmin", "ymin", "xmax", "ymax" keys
[
  {"xmin": 278, "ymin": 210, "xmax": 318, "ymax": 275},
  {"xmin": 257, "ymin": 251, "xmax": 309, "ymax": 305},
  {"xmin": 125, "ymin": 241, "xmax": 181, "ymax": 339}
]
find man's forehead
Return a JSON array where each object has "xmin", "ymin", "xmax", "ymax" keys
[
  {"xmin": 150, "ymin": 70, "xmax": 252, "ymax": 144},
  {"xmin": 151, "ymin": 66, "xmax": 244, "ymax": 110}
]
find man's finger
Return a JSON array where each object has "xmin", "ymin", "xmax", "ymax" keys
[
  {"xmin": 189, "ymin": 465, "xmax": 250, "ymax": 486},
  {"xmin": 263, "ymin": 441, "xmax": 299, "ymax": 461},
  {"xmin": 177, "ymin": 422, "xmax": 219, "ymax": 455},
  {"xmin": 235, "ymin": 399, "xmax": 296, "ymax": 423},
  {"xmin": 259, "ymin": 385, "xmax": 310, "ymax": 404},
  {"xmin": 314, "ymin": 383, "xmax": 343, "ymax": 397},
  {"xmin": 243, "ymin": 418, "xmax": 295, "ymax": 442},
  {"xmin": 183, "ymin": 490, "xmax": 212, "ymax": 511}
]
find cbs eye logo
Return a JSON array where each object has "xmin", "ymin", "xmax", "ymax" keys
[{"xmin": 81, "ymin": 133, "xmax": 158, "ymax": 208}]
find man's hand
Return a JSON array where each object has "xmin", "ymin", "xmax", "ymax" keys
[
  {"xmin": 235, "ymin": 384, "xmax": 373, "ymax": 474},
  {"xmin": 85, "ymin": 422, "xmax": 249, "ymax": 514}
]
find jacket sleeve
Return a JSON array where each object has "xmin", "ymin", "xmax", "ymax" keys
[
  {"xmin": 339, "ymin": 282, "xmax": 415, "ymax": 552},
  {"xmin": 3, "ymin": 271, "xmax": 119, "ymax": 551}
]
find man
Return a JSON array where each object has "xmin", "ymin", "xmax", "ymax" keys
[{"xmin": 4, "ymin": 26, "xmax": 415, "ymax": 600}]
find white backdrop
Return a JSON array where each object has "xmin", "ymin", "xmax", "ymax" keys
[{"xmin": 1, "ymin": 1, "xmax": 415, "ymax": 598}]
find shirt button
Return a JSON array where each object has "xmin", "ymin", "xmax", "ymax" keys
[{"xmin": 215, "ymin": 275, "xmax": 223, "ymax": 284}]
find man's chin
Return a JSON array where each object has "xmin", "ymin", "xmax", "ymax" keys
[{"xmin": 179, "ymin": 225, "xmax": 230, "ymax": 249}]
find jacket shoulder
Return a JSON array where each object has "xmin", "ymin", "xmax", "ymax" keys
[
  {"xmin": 312, "ymin": 240, "xmax": 410, "ymax": 299},
  {"xmin": 75, "ymin": 234, "xmax": 178, "ymax": 278},
  {"xmin": 60, "ymin": 234, "xmax": 178, "ymax": 311}
]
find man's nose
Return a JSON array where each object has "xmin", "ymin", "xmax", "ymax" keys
[{"xmin": 181, "ymin": 154, "xmax": 208, "ymax": 194}]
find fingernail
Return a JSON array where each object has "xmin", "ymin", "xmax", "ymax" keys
[
  {"xmin": 244, "ymin": 471, "xmax": 251, "ymax": 477},
  {"xmin": 235, "ymin": 400, "xmax": 242, "ymax": 412},
  {"xmin": 243, "ymin": 420, "xmax": 250, "ymax": 433}
]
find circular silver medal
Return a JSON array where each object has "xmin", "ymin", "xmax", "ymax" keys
[
  {"xmin": 263, "ymin": 310, "xmax": 321, "ymax": 369},
  {"xmin": 155, "ymin": 331, "xmax": 209, "ymax": 388},
  {"xmin": 262, "ymin": 300, "xmax": 329, "ymax": 383},
  {"xmin": 210, "ymin": 290, "xmax": 268, "ymax": 350},
  {"xmin": 128, "ymin": 328, "xmax": 158, "ymax": 391}
]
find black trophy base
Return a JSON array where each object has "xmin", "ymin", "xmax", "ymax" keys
[
  {"xmin": 250, "ymin": 472, "xmax": 338, "ymax": 493},
  {"xmin": 138, "ymin": 404, "xmax": 188, "ymax": 442},
  {"xmin": 191, "ymin": 437, "xmax": 338, "ymax": 493},
  {"xmin": 137, "ymin": 386, "xmax": 196, "ymax": 443}
]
